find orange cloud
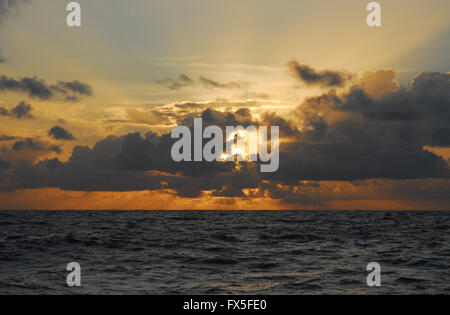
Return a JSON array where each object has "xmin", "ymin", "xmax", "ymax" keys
[
  {"xmin": 358, "ymin": 69, "xmax": 400, "ymax": 98},
  {"xmin": 0, "ymin": 178, "xmax": 449, "ymax": 210},
  {"xmin": 0, "ymin": 188, "xmax": 289, "ymax": 210}
]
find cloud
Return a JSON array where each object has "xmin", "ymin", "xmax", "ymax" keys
[
  {"xmin": 238, "ymin": 178, "xmax": 450, "ymax": 209},
  {"xmin": 358, "ymin": 69, "xmax": 400, "ymax": 98},
  {"xmin": 270, "ymin": 70, "xmax": 450, "ymax": 182},
  {"xmin": 0, "ymin": 75, "xmax": 93, "ymax": 101},
  {"xmin": 288, "ymin": 61, "xmax": 355, "ymax": 88},
  {"xmin": 0, "ymin": 68, "xmax": 449, "ymax": 209},
  {"xmin": 157, "ymin": 74, "xmax": 248, "ymax": 90},
  {"xmin": 337, "ymin": 71, "xmax": 450, "ymax": 146},
  {"xmin": 0, "ymin": 76, "xmax": 52, "ymax": 99},
  {"xmin": 0, "ymin": 109, "xmax": 261, "ymax": 193},
  {"xmin": 48, "ymin": 126, "xmax": 76, "ymax": 141},
  {"xmin": 0, "ymin": 137, "xmax": 62, "ymax": 165},
  {"xmin": 0, "ymin": 156, "xmax": 10, "ymax": 169},
  {"xmin": 0, "ymin": 134, "xmax": 17, "ymax": 141},
  {"xmin": 260, "ymin": 112, "xmax": 299, "ymax": 138},
  {"xmin": 12, "ymin": 138, "xmax": 61, "ymax": 153},
  {"xmin": 50, "ymin": 80, "xmax": 93, "ymax": 102},
  {"xmin": 0, "ymin": 101, "xmax": 34, "ymax": 119}
]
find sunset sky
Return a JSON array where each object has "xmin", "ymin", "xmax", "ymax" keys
[{"xmin": 0, "ymin": 0, "xmax": 449, "ymax": 210}]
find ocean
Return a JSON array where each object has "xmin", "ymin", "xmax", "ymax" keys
[{"xmin": 0, "ymin": 210, "xmax": 449, "ymax": 295}]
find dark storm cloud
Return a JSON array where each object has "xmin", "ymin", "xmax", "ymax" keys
[
  {"xmin": 0, "ymin": 69, "xmax": 449, "ymax": 206},
  {"xmin": 0, "ymin": 75, "xmax": 93, "ymax": 101},
  {"xmin": 0, "ymin": 156, "xmax": 10, "ymax": 169},
  {"xmin": 243, "ymin": 178, "xmax": 450, "ymax": 207},
  {"xmin": 0, "ymin": 101, "xmax": 34, "ymax": 119},
  {"xmin": 272, "ymin": 140, "xmax": 449, "ymax": 182},
  {"xmin": 0, "ymin": 109, "xmax": 263, "ymax": 194},
  {"xmin": 269, "ymin": 71, "xmax": 450, "ymax": 182},
  {"xmin": 12, "ymin": 138, "xmax": 61, "ymax": 153},
  {"xmin": 157, "ymin": 74, "xmax": 248, "ymax": 90},
  {"xmin": 0, "ymin": 134, "xmax": 17, "ymax": 141},
  {"xmin": 48, "ymin": 126, "xmax": 76, "ymax": 141},
  {"xmin": 260, "ymin": 112, "xmax": 300, "ymax": 138},
  {"xmin": 0, "ymin": 131, "xmax": 239, "ymax": 193},
  {"xmin": 337, "ymin": 72, "xmax": 450, "ymax": 146},
  {"xmin": 288, "ymin": 61, "xmax": 355, "ymax": 88}
]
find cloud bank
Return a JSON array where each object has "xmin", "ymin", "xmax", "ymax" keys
[{"xmin": 0, "ymin": 67, "xmax": 449, "ymax": 208}]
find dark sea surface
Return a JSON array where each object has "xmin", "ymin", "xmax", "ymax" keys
[{"xmin": 0, "ymin": 210, "xmax": 449, "ymax": 295}]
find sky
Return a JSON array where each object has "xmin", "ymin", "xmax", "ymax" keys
[{"xmin": 0, "ymin": 0, "xmax": 449, "ymax": 210}]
